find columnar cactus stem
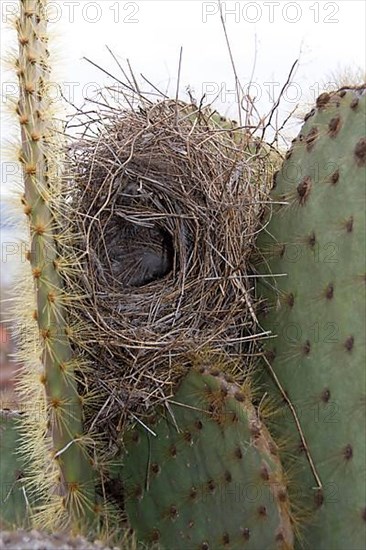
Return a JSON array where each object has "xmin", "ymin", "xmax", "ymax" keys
[{"xmin": 15, "ymin": 0, "xmax": 95, "ymax": 528}]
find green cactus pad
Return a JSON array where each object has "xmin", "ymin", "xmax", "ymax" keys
[
  {"xmin": 256, "ymin": 86, "xmax": 366, "ymax": 549},
  {"xmin": 0, "ymin": 412, "xmax": 31, "ymax": 528},
  {"xmin": 122, "ymin": 367, "xmax": 294, "ymax": 550}
]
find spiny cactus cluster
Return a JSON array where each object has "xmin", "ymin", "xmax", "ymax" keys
[{"xmin": 0, "ymin": 1, "xmax": 365, "ymax": 549}]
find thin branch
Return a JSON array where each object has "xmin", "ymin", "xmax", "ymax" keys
[
  {"xmin": 174, "ymin": 47, "xmax": 183, "ymax": 126},
  {"xmin": 218, "ymin": 0, "xmax": 243, "ymax": 126},
  {"xmin": 263, "ymin": 355, "xmax": 323, "ymax": 491},
  {"xmin": 260, "ymin": 59, "xmax": 298, "ymax": 142}
]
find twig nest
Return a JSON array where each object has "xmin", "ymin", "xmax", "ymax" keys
[{"xmin": 66, "ymin": 98, "xmax": 276, "ymax": 435}]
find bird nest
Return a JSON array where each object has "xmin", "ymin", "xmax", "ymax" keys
[{"xmin": 65, "ymin": 97, "xmax": 276, "ymax": 439}]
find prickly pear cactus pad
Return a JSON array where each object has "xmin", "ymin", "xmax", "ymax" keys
[
  {"xmin": 256, "ymin": 86, "xmax": 366, "ymax": 549},
  {"xmin": 0, "ymin": 411, "xmax": 31, "ymax": 528},
  {"xmin": 122, "ymin": 367, "xmax": 294, "ymax": 550}
]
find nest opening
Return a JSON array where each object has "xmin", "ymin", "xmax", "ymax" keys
[{"xmin": 96, "ymin": 199, "xmax": 175, "ymax": 289}]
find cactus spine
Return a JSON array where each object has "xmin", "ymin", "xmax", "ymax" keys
[{"xmin": 14, "ymin": 0, "xmax": 95, "ymax": 529}]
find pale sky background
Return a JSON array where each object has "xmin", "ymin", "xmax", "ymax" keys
[{"xmin": 1, "ymin": 0, "xmax": 365, "ymax": 192}]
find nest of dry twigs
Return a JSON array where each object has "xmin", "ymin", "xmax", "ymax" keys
[{"xmin": 65, "ymin": 94, "xmax": 276, "ymax": 442}]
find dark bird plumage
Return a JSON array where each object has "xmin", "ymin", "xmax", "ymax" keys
[{"xmin": 110, "ymin": 224, "xmax": 173, "ymax": 287}]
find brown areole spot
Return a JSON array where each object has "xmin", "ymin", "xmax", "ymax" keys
[
  {"xmin": 210, "ymin": 368, "xmax": 220, "ymax": 376},
  {"xmin": 285, "ymin": 148, "xmax": 293, "ymax": 160},
  {"xmin": 343, "ymin": 443, "xmax": 353, "ymax": 461},
  {"xmin": 24, "ymin": 82, "xmax": 35, "ymax": 94},
  {"xmin": 41, "ymin": 328, "xmax": 51, "ymax": 340},
  {"xmin": 25, "ymin": 163, "xmax": 37, "ymax": 175},
  {"xmin": 328, "ymin": 115, "xmax": 342, "ymax": 137},
  {"xmin": 207, "ymin": 480, "xmax": 216, "ymax": 493},
  {"xmin": 147, "ymin": 414, "xmax": 157, "ymax": 426},
  {"xmin": 278, "ymin": 488, "xmax": 287, "ymax": 502},
  {"xmin": 23, "ymin": 203, "xmax": 32, "ymax": 215},
  {"xmin": 19, "ymin": 36, "xmax": 29, "ymax": 46},
  {"xmin": 330, "ymin": 169, "xmax": 340, "ymax": 185},
  {"xmin": 297, "ymin": 441, "xmax": 306, "ymax": 455},
  {"xmin": 194, "ymin": 419, "xmax": 203, "ymax": 430},
  {"xmin": 285, "ymin": 292, "xmax": 295, "ymax": 308},
  {"xmin": 33, "ymin": 223, "xmax": 45, "ymax": 235},
  {"xmin": 220, "ymin": 385, "xmax": 228, "ymax": 398},
  {"xmin": 224, "ymin": 373, "xmax": 234, "ymax": 383},
  {"xmin": 27, "ymin": 53, "xmax": 37, "ymax": 65},
  {"xmin": 183, "ymin": 431, "xmax": 193, "ymax": 444},
  {"xmin": 19, "ymin": 114, "xmax": 28, "ymax": 125},
  {"xmin": 305, "ymin": 127, "xmax": 319, "ymax": 151},
  {"xmin": 131, "ymin": 430, "xmax": 139, "ymax": 443},
  {"xmin": 234, "ymin": 446, "xmax": 243, "ymax": 459},
  {"xmin": 302, "ymin": 340, "xmax": 311, "ymax": 355},
  {"xmin": 325, "ymin": 282, "xmax": 334, "ymax": 300},
  {"xmin": 32, "ymin": 267, "xmax": 42, "ymax": 279},
  {"xmin": 316, "ymin": 92, "xmax": 330, "ymax": 109},
  {"xmin": 169, "ymin": 444, "xmax": 177, "ymax": 458},
  {"xmin": 268, "ymin": 440, "xmax": 278, "ymax": 456},
  {"xmin": 225, "ymin": 470, "xmax": 232, "ymax": 483},
  {"xmin": 133, "ymin": 485, "xmax": 143, "ymax": 500},
  {"xmin": 150, "ymin": 463, "xmax": 160, "ymax": 475},
  {"xmin": 314, "ymin": 488, "xmax": 324, "ymax": 508},
  {"xmin": 297, "ymin": 176, "xmax": 312, "ymax": 205},
  {"xmin": 260, "ymin": 464, "xmax": 270, "ymax": 481},
  {"xmin": 304, "ymin": 108, "xmax": 315, "ymax": 121},
  {"xmin": 169, "ymin": 505, "xmax": 178, "ymax": 520},
  {"xmin": 250, "ymin": 424, "xmax": 261, "ymax": 438},
  {"xmin": 345, "ymin": 216, "xmax": 354, "ymax": 233},
  {"xmin": 321, "ymin": 388, "xmax": 331, "ymax": 403},
  {"xmin": 265, "ymin": 348, "xmax": 276, "ymax": 363},
  {"xmin": 150, "ymin": 529, "xmax": 160, "ymax": 542},
  {"xmin": 258, "ymin": 505, "xmax": 267, "ymax": 518},
  {"xmin": 344, "ymin": 336, "xmax": 354, "ymax": 352},
  {"xmin": 229, "ymin": 412, "xmax": 239, "ymax": 424},
  {"xmin": 307, "ymin": 231, "xmax": 316, "ymax": 248},
  {"xmin": 355, "ymin": 137, "xmax": 366, "ymax": 166},
  {"xmin": 234, "ymin": 391, "xmax": 245, "ymax": 402}
]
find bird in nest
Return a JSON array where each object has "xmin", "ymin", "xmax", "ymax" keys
[{"xmin": 110, "ymin": 224, "xmax": 174, "ymax": 288}]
